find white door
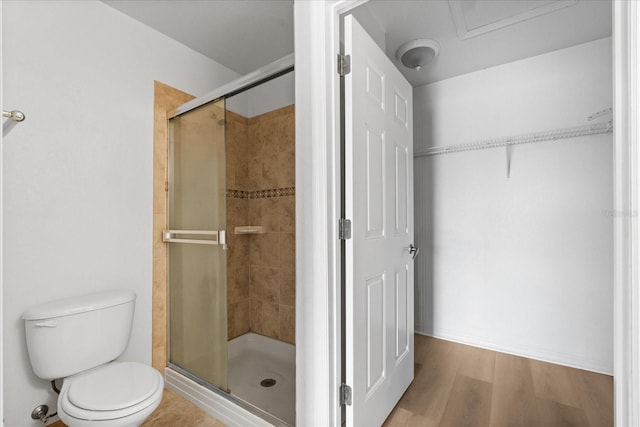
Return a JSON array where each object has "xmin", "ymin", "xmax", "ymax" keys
[{"xmin": 344, "ymin": 15, "xmax": 415, "ymax": 427}]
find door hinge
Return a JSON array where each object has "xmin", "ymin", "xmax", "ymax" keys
[
  {"xmin": 340, "ymin": 383, "xmax": 352, "ymax": 406},
  {"xmin": 164, "ymin": 181, "xmax": 169, "ymax": 192},
  {"xmin": 339, "ymin": 218, "xmax": 352, "ymax": 240},
  {"xmin": 338, "ymin": 54, "xmax": 351, "ymax": 76}
]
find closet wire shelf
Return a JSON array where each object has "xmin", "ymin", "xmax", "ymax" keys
[{"xmin": 414, "ymin": 120, "xmax": 613, "ymax": 158}]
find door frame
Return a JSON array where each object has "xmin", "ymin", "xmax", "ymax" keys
[
  {"xmin": 613, "ymin": 2, "xmax": 639, "ymax": 426},
  {"xmin": 293, "ymin": 1, "xmax": 639, "ymax": 426}
]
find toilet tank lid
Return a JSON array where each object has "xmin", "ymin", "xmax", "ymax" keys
[{"xmin": 22, "ymin": 290, "xmax": 136, "ymax": 320}]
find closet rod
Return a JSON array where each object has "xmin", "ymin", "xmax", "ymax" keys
[{"xmin": 414, "ymin": 121, "xmax": 613, "ymax": 158}]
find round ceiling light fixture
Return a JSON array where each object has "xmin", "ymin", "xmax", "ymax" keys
[{"xmin": 395, "ymin": 39, "xmax": 440, "ymax": 71}]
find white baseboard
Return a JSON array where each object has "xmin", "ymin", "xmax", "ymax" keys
[
  {"xmin": 416, "ymin": 329, "xmax": 613, "ymax": 376},
  {"xmin": 164, "ymin": 367, "xmax": 274, "ymax": 427}
]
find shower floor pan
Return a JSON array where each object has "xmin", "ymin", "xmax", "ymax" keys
[{"xmin": 228, "ymin": 332, "xmax": 296, "ymax": 426}]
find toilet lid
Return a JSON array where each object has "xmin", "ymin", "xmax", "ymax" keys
[{"xmin": 67, "ymin": 362, "xmax": 161, "ymax": 411}]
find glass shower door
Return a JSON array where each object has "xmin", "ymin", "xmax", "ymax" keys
[{"xmin": 167, "ymin": 99, "xmax": 228, "ymax": 390}]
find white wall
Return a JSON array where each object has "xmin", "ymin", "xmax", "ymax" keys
[
  {"xmin": 247, "ymin": 71, "xmax": 295, "ymax": 118},
  {"xmin": 225, "ymin": 91, "xmax": 250, "ymax": 118},
  {"xmin": 226, "ymin": 71, "xmax": 294, "ymax": 119},
  {"xmin": 1, "ymin": 1, "xmax": 239, "ymax": 425},
  {"xmin": 1, "ymin": 2, "xmax": 5, "ymax": 424},
  {"xmin": 414, "ymin": 37, "xmax": 613, "ymax": 374},
  {"xmin": 0, "ymin": 2, "xmax": 5, "ymax": 426}
]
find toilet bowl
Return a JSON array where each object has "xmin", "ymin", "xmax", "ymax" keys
[
  {"xmin": 23, "ymin": 290, "xmax": 164, "ymax": 427},
  {"xmin": 57, "ymin": 362, "xmax": 163, "ymax": 427}
]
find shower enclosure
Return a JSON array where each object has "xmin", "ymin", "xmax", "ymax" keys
[
  {"xmin": 167, "ymin": 98, "xmax": 228, "ymax": 391},
  {"xmin": 163, "ymin": 62, "xmax": 295, "ymax": 426}
]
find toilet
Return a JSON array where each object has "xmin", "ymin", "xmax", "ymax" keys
[{"xmin": 23, "ymin": 290, "xmax": 164, "ymax": 427}]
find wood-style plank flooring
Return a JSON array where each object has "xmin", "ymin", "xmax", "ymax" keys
[
  {"xmin": 384, "ymin": 334, "xmax": 613, "ymax": 427},
  {"xmin": 49, "ymin": 335, "xmax": 613, "ymax": 427}
]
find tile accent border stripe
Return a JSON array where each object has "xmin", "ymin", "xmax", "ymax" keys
[
  {"xmin": 227, "ymin": 189, "xmax": 250, "ymax": 198},
  {"xmin": 227, "ymin": 186, "xmax": 295, "ymax": 199}
]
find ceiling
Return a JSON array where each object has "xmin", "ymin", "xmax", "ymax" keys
[
  {"xmin": 103, "ymin": 0, "xmax": 611, "ymax": 87},
  {"xmin": 102, "ymin": 0, "xmax": 294, "ymax": 75},
  {"xmin": 353, "ymin": 0, "xmax": 612, "ymax": 86}
]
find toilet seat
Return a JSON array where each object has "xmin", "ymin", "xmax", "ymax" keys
[{"xmin": 59, "ymin": 362, "xmax": 163, "ymax": 422}]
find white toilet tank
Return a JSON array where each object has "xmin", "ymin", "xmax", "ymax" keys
[{"xmin": 23, "ymin": 289, "xmax": 136, "ymax": 380}]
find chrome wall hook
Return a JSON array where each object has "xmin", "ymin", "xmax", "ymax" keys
[
  {"xmin": 3, "ymin": 109, "xmax": 26, "ymax": 137},
  {"xmin": 3, "ymin": 109, "xmax": 26, "ymax": 122}
]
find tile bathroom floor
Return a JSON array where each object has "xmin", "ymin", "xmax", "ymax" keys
[
  {"xmin": 142, "ymin": 389, "xmax": 225, "ymax": 426},
  {"xmin": 50, "ymin": 389, "xmax": 225, "ymax": 427}
]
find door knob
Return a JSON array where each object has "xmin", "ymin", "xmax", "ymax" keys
[{"xmin": 408, "ymin": 244, "xmax": 419, "ymax": 260}]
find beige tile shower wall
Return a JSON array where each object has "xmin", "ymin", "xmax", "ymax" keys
[
  {"xmin": 248, "ymin": 105, "xmax": 295, "ymax": 344},
  {"xmin": 226, "ymin": 105, "xmax": 295, "ymax": 344},
  {"xmin": 248, "ymin": 195, "xmax": 295, "ymax": 344},
  {"xmin": 248, "ymin": 105, "xmax": 295, "ymax": 191},
  {"xmin": 226, "ymin": 111, "xmax": 251, "ymax": 340},
  {"xmin": 226, "ymin": 111, "xmax": 250, "ymax": 191}
]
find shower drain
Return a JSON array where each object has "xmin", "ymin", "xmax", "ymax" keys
[{"xmin": 260, "ymin": 378, "xmax": 277, "ymax": 387}]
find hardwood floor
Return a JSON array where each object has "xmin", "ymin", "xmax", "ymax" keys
[
  {"xmin": 384, "ymin": 335, "xmax": 613, "ymax": 427},
  {"xmin": 48, "ymin": 335, "xmax": 613, "ymax": 427}
]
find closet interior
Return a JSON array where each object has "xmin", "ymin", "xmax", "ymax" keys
[{"xmin": 352, "ymin": 0, "xmax": 613, "ymax": 376}]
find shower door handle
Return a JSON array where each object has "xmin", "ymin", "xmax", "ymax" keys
[{"xmin": 162, "ymin": 230, "xmax": 226, "ymax": 248}]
